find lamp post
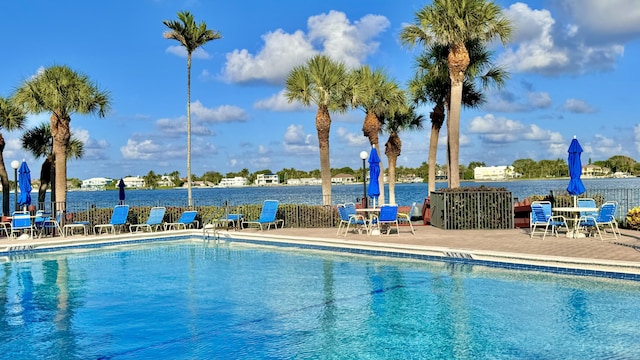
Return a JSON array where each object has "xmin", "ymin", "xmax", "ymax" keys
[
  {"xmin": 11, "ymin": 160, "xmax": 20, "ymax": 213},
  {"xmin": 359, "ymin": 151, "xmax": 368, "ymax": 208}
]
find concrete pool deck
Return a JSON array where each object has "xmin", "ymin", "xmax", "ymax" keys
[{"xmin": 1, "ymin": 224, "xmax": 640, "ymax": 278}]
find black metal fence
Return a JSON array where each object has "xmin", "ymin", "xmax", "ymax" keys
[
  {"xmin": 430, "ymin": 190, "xmax": 514, "ymax": 230},
  {"xmin": 551, "ymin": 187, "xmax": 640, "ymax": 221}
]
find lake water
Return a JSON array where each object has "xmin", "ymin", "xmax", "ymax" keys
[
  {"xmin": 60, "ymin": 177, "xmax": 640, "ymax": 207},
  {"xmin": 13, "ymin": 177, "xmax": 640, "ymax": 214}
]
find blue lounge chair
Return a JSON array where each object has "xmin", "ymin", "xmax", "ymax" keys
[
  {"xmin": 39, "ymin": 210, "xmax": 63, "ymax": 237},
  {"xmin": 244, "ymin": 200, "xmax": 284, "ymax": 230},
  {"xmin": 337, "ymin": 203, "xmax": 367, "ymax": 236},
  {"xmin": 130, "ymin": 206, "xmax": 166, "ymax": 232},
  {"xmin": 579, "ymin": 201, "xmax": 621, "ymax": 241},
  {"xmin": 11, "ymin": 211, "xmax": 33, "ymax": 239},
  {"xmin": 371, "ymin": 205, "xmax": 400, "ymax": 236},
  {"xmin": 94, "ymin": 205, "xmax": 130, "ymax": 235},
  {"xmin": 530, "ymin": 202, "xmax": 567, "ymax": 239},
  {"xmin": 164, "ymin": 210, "xmax": 198, "ymax": 230}
]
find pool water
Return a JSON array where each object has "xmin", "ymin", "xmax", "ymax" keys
[{"xmin": 1, "ymin": 240, "xmax": 639, "ymax": 359}]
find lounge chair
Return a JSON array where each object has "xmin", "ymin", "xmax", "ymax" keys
[
  {"xmin": 39, "ymin": 210, "xmax": 63, "ymax": 237},
  {"xmin": 244, "ymin": 200, "xmax": 284, "ymax": 230},
  {"xmin": 164, "ymin": 210, "xmax": 198, "ymax": 230},
  {"xmin": 11, "ymin": 211, "xmax": 33, "ymax": 239},
  {"xmin": 397, "ymin": 202, "xmax": 416, "ymax": 235},
  {"xmin": 530, "ymin": 202, "xmax": 567, "ymax": 239},
  {"xmin": 94, "ymin": 205, "xmax": 130, "ymax": 235},
  {"xmin": 579, "ymin": 201, "xmax": 621, "ymax": 241},
  {"xmin": 370, "ymin": 205, "xmax": 400, "ymax": 236},
  {"xmin": 130, "ymin": 206, "xmax": 166, "ymax": 232},
  {"xmin": 337, "ymin": 203, "xmax": 367, "ymax": 236}
]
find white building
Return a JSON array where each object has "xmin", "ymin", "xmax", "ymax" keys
[
  {"xmin": 255, "ymin": 173, "xmax": 279, "ymax": 186},
  {"xmin": 157, "ymin": 175, "xmax": 175, "ymax": 187},
  {"xmin": 331, "ymin": 173, "xmax": 356, "ymax": 184},
  {"xmin": 474, "ymin": 166, "xmax": 515, "ymax": 180},
  {"xmin": 218, "ymin": 177, "xmax": 248, "ymax": 187},
  {"xmin": 122, "ymin": 176, "xmax": 145, "ymax": 188},
  {"xmin": 286, "ymin": 177, "xmax": 322, "ymax": 185},
  {"xmin": 81, "ymin": 177, "xmax": 113, "ymax": 190}
]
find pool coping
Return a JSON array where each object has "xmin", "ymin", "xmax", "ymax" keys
[{"xmin": 1, "ymin": 229, "xmax": 639, "ymax": 281}]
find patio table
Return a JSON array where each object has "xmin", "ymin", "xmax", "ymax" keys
[{"xmin": 552, "ymin": 206, "xmax": 598, "ymax": 238}]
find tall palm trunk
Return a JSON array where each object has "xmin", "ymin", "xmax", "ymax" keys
[
  {"xmin": 362, "ymin": 111, "xmax": 385, "ymax": 205},
  {"xmin": 0, "ymin": 134, "xmax": 10, "ymax": 216},
  {"xmin": 316, "ymin": 105, "xmax": 332, "ymax": 205},
  {"xmin": 186, "ymin": 54, "xmax": 193, "ymax": 207},
  {"xmin": 447, "ymin": 43, "xmax": 470, "ymax": 188},
  {"xmin": 384, "ymin": 132, "xmax": 401, "ymax": 205},
  {"xmin": 428, "ymin": 103, "xmax": 445, "ymax": 195},
  {"xmin": 37, "ymin": 157, "xmax": 52, "ymax": 210},
  {"xmin": 51, "ymin": 112, "xmax": 70, "ymax": 210}
]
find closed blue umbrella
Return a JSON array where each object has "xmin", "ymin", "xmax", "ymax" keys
[
  {"xmin": 17, "ymin": 161, "xmax": 32, "ymax": 208},
  {"xmin": 118, "ymin": 178, "xmax": 126, "ymax": 204},
  {"xmin": 367, "ymin": 146, "xmax": 380, "ymax": 208},
  {"xmin": 567, "ymin": 137, "xmax": 585, "ymax": 206}
]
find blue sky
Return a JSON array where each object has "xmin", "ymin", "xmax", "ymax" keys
[{"xmin": 1, "ymin": 0, "xmax": 640, "ymax": 180}]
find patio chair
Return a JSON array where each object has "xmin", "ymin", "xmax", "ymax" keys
[
  {"xmin": 397, "ymin": 202, "xmax": 416, "ymax": 235},
  {"xmin": 370, "ymin": 204, "xmax": 400, "ymax": 236},
  {"xmin": 244, "ymin": 200, "xmax": 284, "ymax": 230},
  {"xmin": 11, "ymin": 211, "xmax": 34, "ymax": 239},
  {"xmin": 530, "ymin": 202, "xmax": 567, "ymax": 239},
  {"xmin": 164, "ymin": 210, "xmax": 199, "ymax": 230},
  {"xmin": 94, "ymin": 205, "xmax": 130, "ymax": 235},
  {"xmin": 336, "ymin": 203, "xmax": 367, "ymax": 236},
  {"xmin": 578, "ymin": 198, "xmax": 598, "ymax": 218},
  {"xmin": 130, "ymin": 206, "xmax": 166, "ymax": 232},
  {"xmin": 579, "ymin": 201, "xmax": 621, "ymax": 241},
  {"xmin": 39, "ymin": 210, "xmax": 63, "ymax": 238}
]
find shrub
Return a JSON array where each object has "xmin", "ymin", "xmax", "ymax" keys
[{"xmin": 626, "ymin": 206, "xmax": 640, "ymax": 230}]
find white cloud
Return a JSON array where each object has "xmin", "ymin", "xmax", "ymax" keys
[
  {"xmin": 156, "ymin": 116, "xmax": 213, "ymax": 136},
  {"xmin": 254, "ymin": 90, "xmax": 310, "ymax": 111},
  {"xmin": 468, "ymin": 114, "xmax": 564, "ymax": 147},
  {"xmin": 283, "ymin": 124, "xmax": 317, "ymax": 154},
  {"xmin": 121, "ymin": 139, "xmax": 163, "ymax": 160},
  {"xmin": 336, "ymin": 127, "xmax": 368, "ymax": 147},
  {"xmin": 71, "ymin": 128, "xmax": 109, "ymax": 160},
  {"xmin": 562, "ymin": 98, "xmax": 597, "ymax": 113},
  {"xmin": 499, "ymin": 2, "xmax": 625, "ymax": 75},
  {"xmin": 558, "ymin": 0, "xmax": 640, "ymax": 42},
  {"xmin": 222, "ymin": 10, "xmax": 389, "ymax": 84},
  {"xmin": 191, "ymin": 100, "xmax": 249, "ymax": 122}
]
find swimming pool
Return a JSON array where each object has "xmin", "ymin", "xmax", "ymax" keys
[{"xmin": 1, "ymin": 240, "xmax": 639, "ymax": 359}]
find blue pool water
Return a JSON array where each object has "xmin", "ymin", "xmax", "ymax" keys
[{"xmin": 1, "ymin": 240, "xmax": 640, "ymax": 359}]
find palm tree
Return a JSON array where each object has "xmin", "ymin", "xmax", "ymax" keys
[
  {"xmin": 12, "ymin": 65, "xmax": 110, "ymax": 209},
  {"xmin": 285, "ymin": 55, "xmax": 349, "ymax": 205},
  {"xmin": 349, "ymin": 65, "xmax": 406, "ymax": 205},
  {"xmin": 400, "ymin": 0, "xmax": 512, "ymax": 188},
  {"xmin": 21, "ymin": 123, "xmax": 84, "ymax": 210},
  {"xmin": 382, "ymin": 105, "xmax": 423, "ymax": 204},
  {"xmin": 409, "ymin": 40, "xmax": 507, "ymax": 194},
  {"xmin": 163, "ymin": 11, "xmax": 221, "ymax": 208},
  {"xmin": 0, "ymin": 96, "xmax": 26, "ymax": 216}
]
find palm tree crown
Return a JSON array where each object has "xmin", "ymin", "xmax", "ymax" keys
[
  {"xmin": 400, "ymin": 0, "xmax": 512, "ymax": 188},
  {"xmin": 12, "ymin": 65, "xmax": 110, "ymax": 208}
]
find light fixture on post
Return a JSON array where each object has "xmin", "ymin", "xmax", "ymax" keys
[
  {"xmin": 359, "ymin": 151, "xmax": 368, "ymax": 208},
  {"xmin": 10, "ymin": 160, "xmax": 20, "ymax": 213}
]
